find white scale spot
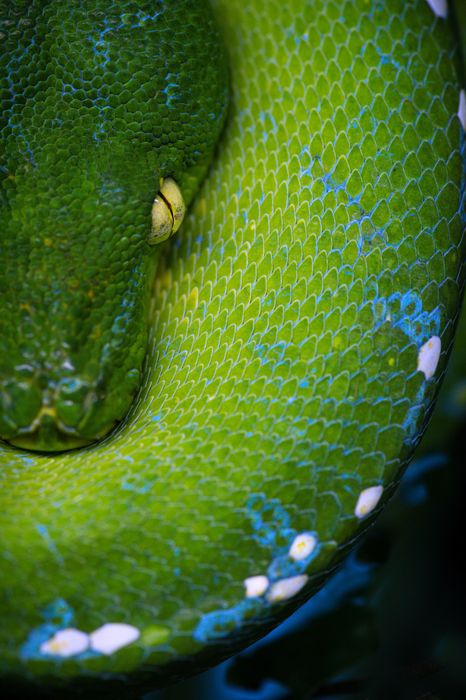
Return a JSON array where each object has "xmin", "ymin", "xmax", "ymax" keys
[
  {"xmin": 289, "ymin": 532, "xmax": 317, "ymax": 561},
  {"xmin": 417, "ymin": 336, "xmax": 441, "ymax": 380},
  {"xmin": 244, "ymin": 575, "xmax": 269, "ymax": 598},
  {"xmin": 458, "ymin": 90, "xmax": 466, "ymax": 131},
  {"xmin": 266, "ymin": 575, "xmax": 309, "ymax": 603},
  {"xmin": 89, "ymin": 623, "xmax": 140, "ymax": 655},
  {"xmin": 355, "ymin": 485, "xmax": 383, "ymax": 519},
  {"xmin": 425, "ymin": 0, "xmax": 448, "ymax": 18},
  {"xmin": 40, "ymin": 628, "xmax": 89, "ymax": 658}
]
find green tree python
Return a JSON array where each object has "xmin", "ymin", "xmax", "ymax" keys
[{"xmin": 0, "ymin": 0, "xmax": 465, "ymax": 695}]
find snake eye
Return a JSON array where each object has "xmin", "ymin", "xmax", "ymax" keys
[{"xmin": 149, "ymin": 178, "xmax": 186, "ymax": 244}]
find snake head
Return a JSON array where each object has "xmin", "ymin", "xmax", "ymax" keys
[{"xmin": 0, "ymin": 0, "xmax": 229, "ymax": 452}]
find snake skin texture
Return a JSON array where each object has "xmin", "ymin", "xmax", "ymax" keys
[
  {"xmin": 0, "ymin": 0, "xmax": 465, "ymax": 696},
  {"xmin": 0, "ymin": 0, "xmax": 228, "ymax": 451}
]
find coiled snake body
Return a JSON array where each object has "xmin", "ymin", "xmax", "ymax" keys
[{"xmin": 0, "ymin": 0, "xmax": 465, "ymax": 695}]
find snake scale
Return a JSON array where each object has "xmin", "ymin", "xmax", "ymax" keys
[{"xmin": 0, "ymin": 0, "xmax": 465, "ymax": 696}]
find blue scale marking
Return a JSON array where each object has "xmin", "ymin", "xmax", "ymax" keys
[{"xmin": 194, "ymin": 494, "xmax": 320, "ymax": 643}]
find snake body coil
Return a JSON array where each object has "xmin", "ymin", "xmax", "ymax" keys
[{"xmin": 0, "ymin": 0, "xmax": 465, "ymax": 695}]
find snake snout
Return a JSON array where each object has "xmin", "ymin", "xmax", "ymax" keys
[{"xmin": 0, "ymin": 367, "xmax": 120, "ymax": 453}]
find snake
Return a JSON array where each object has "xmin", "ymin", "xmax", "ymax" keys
[{"xmin": 0, "ymin": 0, "xmax": 465, "ymax": 696}]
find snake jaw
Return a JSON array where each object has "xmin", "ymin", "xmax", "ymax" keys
[
  {"xmin": 6, "ymin": 405, "xmax": 118, "ymax": 452},
  {"xmin": 149, "ymin": 178, "xmax": 186, "ymax": 244},
  {"xmin": 6, "ymin": 403, "xmax": 98, "ymax": 452},
  {"xmin": 6, "ymin": 413, "xmax": 97, "ymax": 452}
]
